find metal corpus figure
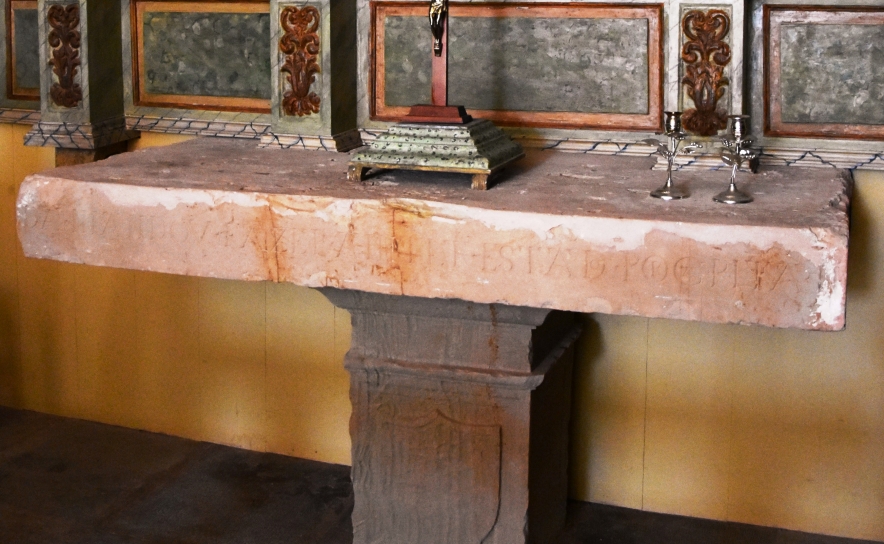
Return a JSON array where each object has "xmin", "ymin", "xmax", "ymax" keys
[{"xmin": 429, "ymin": 0, "xmax": 448, "ymax": 56}]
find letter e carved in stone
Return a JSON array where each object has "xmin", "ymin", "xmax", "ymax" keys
[{"xmin": 279, "ymin": 5, "xmax": 321, "ymax": 116}]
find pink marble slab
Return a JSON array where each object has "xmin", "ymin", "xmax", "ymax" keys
[{"xmin": 17, "ymin": 138, "xmax": 851, "ymax": 330}]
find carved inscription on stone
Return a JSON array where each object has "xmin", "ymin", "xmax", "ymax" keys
[
  {"xmin": 19, "ymin": 185, "xmax": 839, "ymax": 329},
  {"xmin": 33, "ymin": 207, "xmax": 807, "ymax": 295}
]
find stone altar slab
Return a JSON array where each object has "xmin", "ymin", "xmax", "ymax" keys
[{"xmin": 17, "ymin": 137, "xmax": 850, "ymax": 330}]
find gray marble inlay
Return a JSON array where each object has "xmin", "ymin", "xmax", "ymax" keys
[
  {"xmin": 780, "ymin": 23, "xmax": 884, "ymax": 125},
  {"xmin": 142, "ymin": 11, "xmax": 271, "ymax": 99},
  {"xmin": 13, "ymin": 7, "xmax": 40, "ymax": 90},
  {"xmin": 383, "ymin": 15, "xmax": 649, "ymax": 114},
  {"xmin": 383, "ymin": 16, "xmax": 432, "ymax": 106}
]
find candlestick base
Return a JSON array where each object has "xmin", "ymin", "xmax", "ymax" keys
[
  {"xmin": 348, "ymin": 119, "xmax": 524, "ymax": 190},
  {"xmin": 713, "ymin": 185, "xmax": 753, "ymax": 204},
  {"xmin": 650, "ymin": 183, "xmax": 690, "ymax": 200}
]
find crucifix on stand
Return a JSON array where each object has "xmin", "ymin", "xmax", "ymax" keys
[
  {"xmin": 403, "ymin": 0, "xmax": 472, "ymax": 124},
  {"xmin": 348, "ymin": 0, "xmax": 523, "ymax": 190}
]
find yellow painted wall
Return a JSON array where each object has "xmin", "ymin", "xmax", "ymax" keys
[
  {"xmin": 1, "ymin": 125, "xmax": 883, "ymax": 540},
  {"xmin": 0, "ymin": 127, "xmax": 353, "ymax": 464},
  {"xmin": 570, "ymin": 168, "xmax": 884, "ymax": 541}
]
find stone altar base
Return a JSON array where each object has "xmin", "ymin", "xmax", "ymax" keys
[{"xmin": 320, "ymin": 289, "xmax": 581, "ymax": 544}]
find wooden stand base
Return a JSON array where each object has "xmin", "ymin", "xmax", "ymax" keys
[
  {"xmin": 347, "ymin": 119, "xmax": 524, "ymax": 190},
  {"xmin": 320, "ymin": 289, "xmax": 581, "ymax": 544},
  {"xmin": 403, "ymin": 104, "xmax": 473, "ymax": 124},
  {"xmin": 348, "ymin": 163, "xmax": 496, "ymax": 190}
]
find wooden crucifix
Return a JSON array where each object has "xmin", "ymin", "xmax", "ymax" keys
[{"xmin": 403, "ymin": 0, "xmax": 473, "ymax": 124}]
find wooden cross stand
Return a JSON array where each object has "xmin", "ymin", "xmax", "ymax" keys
[
  {"xmin": 402, "ymin": 0, "xmax": 473, "ymax": 124},
  {"xmin": 347, "ymin": 0, "xmax": 523, "ymax": 190}
]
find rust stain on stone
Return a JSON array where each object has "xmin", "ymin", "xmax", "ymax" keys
[
  {"xmin": 385, "ymin": 199, "xmax": 435, "ymax": 220},
  {"xmin": 388, "ymin": 205, "xmax": 424, "ymax": 295},
  {"xmin": 250, "ymin": 199, "xmax": 291, "ymax": 283}
]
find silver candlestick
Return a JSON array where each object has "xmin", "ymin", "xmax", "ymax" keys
[
  {"xmin": 714, "ymin": 115, "xmax": 757, "ymax": 204},
  {"xmin": 642, "ymin": 111, "xmax": 701, "ymax": 200}
]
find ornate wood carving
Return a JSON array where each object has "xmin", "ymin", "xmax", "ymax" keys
[
  {"xmin": 681, "ymin": 9, "xmax": 731, "ymax": 136},
  {"xmin": 47, "ymin": 3, "xmax": 82, "ymax": 108},
  {"xmin": 279, "ymin": 5, "xmax": 320, "ymax": 117}
]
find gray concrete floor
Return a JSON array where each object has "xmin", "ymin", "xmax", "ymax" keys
[{"xmin": 1, "ymin": 406, "xmax": 880, "ymax": 544}]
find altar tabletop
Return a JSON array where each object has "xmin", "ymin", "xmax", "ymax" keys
[{"xmin": 17, "ymin": 138, "xmax": 850, "ymax": 330}]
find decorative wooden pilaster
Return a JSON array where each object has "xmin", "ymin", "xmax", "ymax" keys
[
  {"xmin": 262, "ymin": 0, "xmax": 361, "ymax": 152},
  {"xmin": 26, "ymin": 0, "xmax": 136, "ymax": 161}
]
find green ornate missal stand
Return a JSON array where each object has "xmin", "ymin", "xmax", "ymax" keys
[{"xmin": 348, "ymin": 0, "xmax": 523, "ymax": 190}]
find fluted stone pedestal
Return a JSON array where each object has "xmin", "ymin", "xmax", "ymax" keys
[{"xmin": 321, "ymin": 289, "xmax": 580, "ymax": 544}]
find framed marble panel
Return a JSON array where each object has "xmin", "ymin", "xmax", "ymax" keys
[
  {"xmin": 5, "ymin": 0, "xmax": 38, "ymax": 101},
  {"xmin": 370, "ymin": 2, "xmax": 664, "ymax": 131},
  {"xmin": 131, "ymin": 0, "xmax": 272, "ymax": 113},
  {"xmin": 765, "ymin": 6, "xmax": 884, "ymax": 139}
]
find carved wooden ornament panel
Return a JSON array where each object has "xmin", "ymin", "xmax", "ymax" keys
[
  {"xmin": 279, "ymin": 5, "xmax": 321, "ymax": 117},
  {"xmin": 47, "ymin": 3, "xmax": 82, "ymax": 108},
  {"xmin": 681, "ymin": 9, "xmax": 731, "ymax": 136}
]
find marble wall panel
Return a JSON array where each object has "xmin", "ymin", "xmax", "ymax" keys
[
  {"xmin": 455, "ymin": 16, "xmax": 648, "ymax": 114},
  {"xmin": 131, "ymin": 0, "xmax": 271, "ymax": 113},
  {"xmin": 383, "ymin": 15, "xmax": 649, "ymax": 114},
  {"xmin": 120, "ymin": 0, "xmax": 271, "ymax": 135},
  {"xmin": 2, "ymin": 0, "xmax": 40, "ymax": 110},
  {"xmin": 141, "ymin": 11, "xmax": 271, "ymax": 99},
  {"xmin": 757, "ymin": 3, "xmax": 884, "ymax": 146},
  {"xmin": 779, "ymin": 23, "xmax": 884, "ymax": 125},
  {"xmin": 381, "ymin": 15, "xmax": 429, "ymax": 108},
  {"xmin": 371, "ymin": 3, "xmax": 662, "ymax": 131},
  {"xmin": 12, "ymin": 4, "xmax": 39, "ymax": 92}
]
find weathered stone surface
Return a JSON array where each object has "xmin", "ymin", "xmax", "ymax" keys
[
  {"xmin": 321, "ymin": 289, "xmax": 580, "ymax": 544},
  {"xmin": 17, "ymin": 137, "xmax": 850, "ymax": 330}
]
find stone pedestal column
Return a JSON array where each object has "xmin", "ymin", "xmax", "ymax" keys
[{"xmin": 320, "ymin": 289, "xmax": 581, "ymax": 544}]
